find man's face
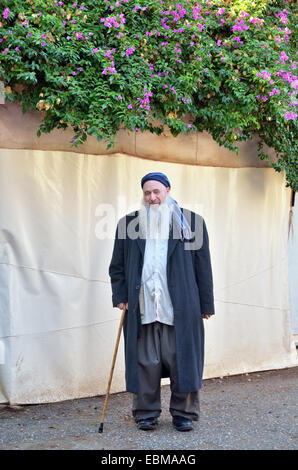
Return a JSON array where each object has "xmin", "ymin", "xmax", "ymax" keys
[{"xmin": 143, "ymin": 180, "xmax": 170, "ymax": 206}]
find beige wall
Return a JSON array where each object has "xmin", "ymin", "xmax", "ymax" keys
[{"xmin": 0, "ymin": 101, "xmax": 275, "ymax": 168}]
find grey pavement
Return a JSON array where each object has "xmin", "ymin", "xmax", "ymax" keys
[{"xmin": 0, "ymin": 366, "xmax": 297, "ymax": 450}]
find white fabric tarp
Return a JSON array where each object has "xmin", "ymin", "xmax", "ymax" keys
[
  {"xmin": 0, "ymin": 148, "xmax": 297, "ymax": 404},
  {"xmin": 288, "ymin": 204, "xmax": 298, "ymax": 336}
]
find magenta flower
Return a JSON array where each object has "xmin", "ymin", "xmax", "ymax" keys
[
  {"xmin": 284, "ymin": 111, "xmax": 297, "ymax": 120},
  {"xmin": 256, "ymin": 70, "xmax": 271, "ymax": 80},
  {"xmin": 232, "ymin": 36, "xmax": 243, "ymax": 44},
  {"xmin": 216, "ymin": 8, "xmax": 225, "ymax": 16},
  {"xmin": 125, "ymin": 46, "xmax": 135, "ymax": 56},
  {"xmin": 3, "ymin": 8, "xmax": 10, "ymax": 19},
  {"xmin": 232, "ymin": 20, "xmax": 249, "ymax": 32},
  {"xmin": 269, "ymin": 88, "xmax": 280, "ymax": 96},
  {"xmin": 280, "ymin": 51, "xmax": 289, "ymax": 62}
]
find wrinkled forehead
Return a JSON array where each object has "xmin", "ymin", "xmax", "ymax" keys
[{"xmin": 142, "ymin": 180, "xmax": 167, "ymax": 193}]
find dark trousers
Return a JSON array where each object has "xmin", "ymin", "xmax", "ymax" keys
[{"xmin": 132, "ymin": 321, "xmax": 200, "ymax": 422}]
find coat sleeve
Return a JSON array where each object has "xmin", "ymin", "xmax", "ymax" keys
[
  {"xmin": 194, "ymin": 218, "xmax": 215, "ymax": 315},
  {"xmin": 109, "ymin": 221, "xmax": 128, "ymax": 308}
]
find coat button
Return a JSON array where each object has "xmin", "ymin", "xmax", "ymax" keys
[{"xmin": 136, "ymin": 284, "xmax": 140, "ymax": 289}]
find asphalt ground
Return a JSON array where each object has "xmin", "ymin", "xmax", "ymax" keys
[{"xmin": 0, "ymin": 366, "xmax": 297, "ymax": 451}]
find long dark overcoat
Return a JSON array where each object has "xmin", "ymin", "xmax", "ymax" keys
[{"xmin": 109, "ymin": 209, "xmax": 215, "ymax": 394}]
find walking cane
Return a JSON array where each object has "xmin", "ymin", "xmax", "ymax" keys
[{"xmin": 98, "ymin": 304, "xmax": 126, "ymax": 433}]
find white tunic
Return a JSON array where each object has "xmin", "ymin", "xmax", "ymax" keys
[{"xmin": 139, "ymin": 235, "xmax": 174, "ymax": 326}]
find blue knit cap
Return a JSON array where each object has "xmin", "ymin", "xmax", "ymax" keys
[{"xmin": 141, "ymin": 172, "xmax": 171, "ymax": 189}]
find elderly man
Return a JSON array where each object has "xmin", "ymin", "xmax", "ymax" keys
[{"xmin": 109, "ymin": 172, "xmax": 215, "ymax": 432}]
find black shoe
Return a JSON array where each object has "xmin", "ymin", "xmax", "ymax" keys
[
  {"xmin": 137, "ymin": 417, "xmax": 159, "ymax": 431},
  {"xmin": 172, "ymin": 416, "xmax": 193, "ymax": 432}
]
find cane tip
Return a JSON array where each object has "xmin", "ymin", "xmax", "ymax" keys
[{"xmin": 98, "ymin": 423, "xmax": 104, "ymax": 433}]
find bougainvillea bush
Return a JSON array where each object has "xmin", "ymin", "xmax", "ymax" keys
[{"xmin": 0, "ymin": 0, "xmax": 297, "ymax": 189}]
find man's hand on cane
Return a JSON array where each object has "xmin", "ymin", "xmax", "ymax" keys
[
  {"xmin": 117, "ymin": 302, "xmax": 128, "ymax": 310},
  {"xmin": 202, "ymin": 314, "xmax": 212, "ymax": 319}
]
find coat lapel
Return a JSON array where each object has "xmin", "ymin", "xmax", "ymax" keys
[
  {"xmin": 133, "ymin": 215, "xmax": 145, "ymax": 259},
  {"xmin": 167, "ymin": 218, "xmax": 180, "ymax": 261},
  {"xmin": 136, "ymin": 235, "xmax": 145, "ymax": 259}
]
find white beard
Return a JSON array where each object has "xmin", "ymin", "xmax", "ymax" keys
[{"xmin": 139, "ymin": 194, "xmax": 173, "ymax": 240}]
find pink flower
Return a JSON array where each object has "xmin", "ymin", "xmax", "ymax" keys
[
  {"xmin": 232, "ymin": 20, "xmax": 249, "ymax": 32},
  {"xmin": 284, "ymin": 111, "xmax": 297, "ymax": 120},
  {"xmin": 216, "ymin": 8, "xmax": 225, "ymax": 16},
  {"xmin": 269, "ymin": 88, "xmax": 280, "ymax": 96},
  {"xmin": 280, "ymin": 51, "xmax": 289, "ymax": 62},
  {"xmin": 232, "ymin": 36, "xmax": 243, "ymax": 44},
  {"xmin": 125, "ymin": 46, "xmax": 135, "ymax": 56},
  {"xmin": 256, "ymin": 70, "xmax": 271, "ymax": 80},
  {"xmin": 3, "ymin": 8, "xmax": 10, "ymax": 19}
]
